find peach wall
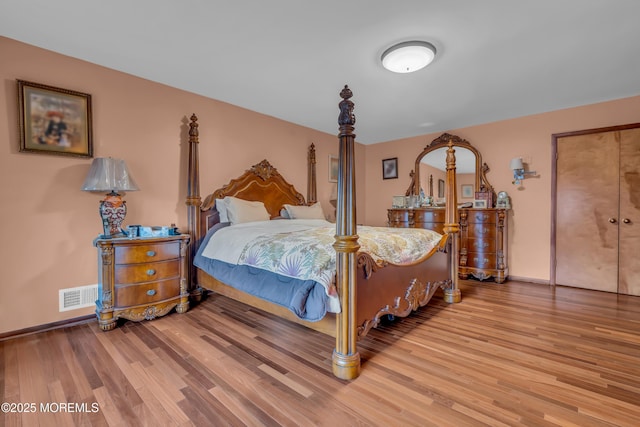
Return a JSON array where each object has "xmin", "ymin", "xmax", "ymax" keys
[
  {"xmin": 0, "ymin": 37, "xmax": 358, "ymax": 334},
  {"xmin": 4, "ymin": 35, "xmax": 640, "ymax": 334},
  {"xmin": 363, "ymin": 96, "xmax": 640, "ymax": 282}
]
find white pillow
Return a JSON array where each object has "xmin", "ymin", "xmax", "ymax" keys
[
  {"xmin": 283, "ymin": 203, "xmax": 325, "ymax": 220},
  {"xmin": 215, "ymin": 198, "xmax": 229, "ymax": 223},
  {"xmin": 224, "ymin": 197, "xmax": 270, "ymax": 224}
]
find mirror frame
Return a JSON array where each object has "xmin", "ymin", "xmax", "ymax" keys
[{"xmin": 412, "ymin": 132, "xmax": 495, "ymax": 204}]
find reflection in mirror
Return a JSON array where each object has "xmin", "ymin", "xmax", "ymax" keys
[
  {"xmin": 411, "ymin": 133, "xmax": 495, "ymax": 206},
  {"xmin": 421, "ymin": 147, "xmax": 476, "ymax": 203}
]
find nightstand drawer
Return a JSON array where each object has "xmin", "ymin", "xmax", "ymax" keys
[
  {"xmin": 115, "ymin": 278, "xmax": 181, "ymax": 306},
  {"xmin": 115, "ymin": 260, "xmax": 179, "ymax": 284},
  {"xmin": 115, "ymin": 242, "xmax": 180, "ymax": 264}
]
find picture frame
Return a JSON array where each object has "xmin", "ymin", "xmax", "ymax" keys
[
  {"xmin": 473, "ymin": 199, "xmax": 487, "ymax": 209},
  {"xmin": 475, "ymin": 190, "xmax": 494, "ymax": 207},
  {"xmin": 329, "ymin": 155, "xmax": 339, "ymax": 182},
  {"xmin": 382, "ymin": 157, "xmax": 398, "ymax": 179},
  {"xmin": 392, "ymin": 195, "xmax": 406, "ymax": 208},
  {"xmin": 17, "ymin": 80, "xmax": 93, "ymax": 158},
  {"xmin": 438, "ymin": 179, "xmax": 445, "ymax": 198},
  {"xmin": 461, "ymin": 184, "xmax": 474, "ymax": 199}
]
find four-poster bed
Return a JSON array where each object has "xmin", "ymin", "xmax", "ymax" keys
[{"xmin": 185, "ymin": 86, "xmax": 461, "ymax": 380}]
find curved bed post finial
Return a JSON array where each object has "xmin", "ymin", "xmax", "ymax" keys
[
  {"xmin": 442, "ymin": 139, "xmax": 461, "ymax": 303},
  {"xmin": 186, "ymin": 113, "xmax": 204, "ymax": 301},
  {"xmin": 332, "ymin": 85, "xmax": 361, "ymax": 380},
  {"xmin": 308, "ymin": 143, "xmax": 317, "ymax": 204}
]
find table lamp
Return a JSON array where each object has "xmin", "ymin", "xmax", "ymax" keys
[{"xmin": 81, "ymin": 157, "xmax": 139, "ymax": 238}]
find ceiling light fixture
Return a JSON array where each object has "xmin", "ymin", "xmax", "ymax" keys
[{"xmin": 381, "ymin": 41, "xmax": 437, "ymax": 73}]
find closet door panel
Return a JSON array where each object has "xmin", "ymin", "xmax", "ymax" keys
[
  {"xmin": 618, "ymin": 129, "xmax": 640, "ymax": 296},
  {"xmin": 556, "ymin": 133, "xmax": 619, "ymax": 291}
]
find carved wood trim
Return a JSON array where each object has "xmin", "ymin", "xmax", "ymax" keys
[
  {"xmin": 413, "ymin": 132, "xmax": 495, "ymax": 203},
  {"xmin": 200, "ymin": 159, "xmax": 306, "ymax": 219},
  {"xmin": 358, "ymin": 279, "xmax": 451, "ymax": 338}
]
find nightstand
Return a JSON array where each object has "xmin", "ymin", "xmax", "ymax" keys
[{"xmin": 94, "ymin": 234, "xmax": 190, "ymax": 331}]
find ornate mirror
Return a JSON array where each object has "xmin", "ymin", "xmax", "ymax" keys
[{"xmin": 411, "ymin": 133, "xmax": 495, "ymax": 206}]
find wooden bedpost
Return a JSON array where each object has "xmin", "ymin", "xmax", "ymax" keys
[
  {"xmin": 332, "ymin": 85, "xmax": 361, "ymax": 380},
  {"xmin": 186, "ymin": 114, "xmax": 204, "ymax": 301},
  {"xmin": 307, "ymin": 143, "xmax": 317, "ymax": 204},
  {"xmin": 442, "ymin": 139, "xmax": 461, "ymax": 303}
]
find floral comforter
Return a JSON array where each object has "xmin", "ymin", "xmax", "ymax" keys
[{"xmin": 200, "ymin": 219, "xmax": 444, "ymax": 310}]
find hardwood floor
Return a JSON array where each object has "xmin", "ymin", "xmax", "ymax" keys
[{"xmin": 2, "ymin": 280, "xmax": 640, "ymax": 426}]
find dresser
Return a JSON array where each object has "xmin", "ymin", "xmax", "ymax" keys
[
  {"xmin": 388, "ymin": 207, "xmax": 508, "ymax": 283},
  {"xmin": 94, "ymin": 234, "xmax": 190, "ymax": 330}
]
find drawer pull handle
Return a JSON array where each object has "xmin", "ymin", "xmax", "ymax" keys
[
  {"xmin": 146, "ymin": 269, "xmax": 156, "ymax": 276},
  {"xmin": 146, "ymin": 289, "xmax": 156, "ymax": 296},
  {"xmin": 147, "ymin": 250, "xmax": 156, "ymax": 257}
]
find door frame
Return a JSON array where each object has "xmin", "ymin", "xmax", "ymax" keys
[{"xmin": 550, "ymin": 122, "xmax": 640, "ymax": 286}]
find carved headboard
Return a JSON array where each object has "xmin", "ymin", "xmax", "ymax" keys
[{"xmin": 199, "ymin": 159, "xmax": 307, "ymax": 233}]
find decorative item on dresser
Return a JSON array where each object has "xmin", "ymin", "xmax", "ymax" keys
[
  {"xmin": 388, "ymin": 132, "xmax": 509, "ymax": 283},
  {"xmin": 82, "ymin": 157, "xmax": 140, "ymax": 238},
  {"xmin": 95, "ymin": 234, "xmax": 190, "ymax": 330}
]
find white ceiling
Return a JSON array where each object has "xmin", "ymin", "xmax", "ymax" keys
[{"xmin": 2, "ymin": 0, "xmax": 640, "ymax": 145}]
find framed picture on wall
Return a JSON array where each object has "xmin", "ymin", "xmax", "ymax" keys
[
  {"xmin": 329, "ymin": 155, "xmax": 339, "ymax": 182},
  {"xmin": 461, "ymin": 184, "xmax": 474, "ymax": 198},
  {"xmin": 382, "ymin": 157, "xmax": 398, "ymax": 179},
  {"xmin": 438, "ymin": 179, "xmax": 445, "ymax": 198},
  {"xmin": 17, "ymin": 80, "xmax": 93, "ymax": 158}
]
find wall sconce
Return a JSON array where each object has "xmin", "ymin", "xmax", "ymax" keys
[
  {"xmin": 81, "ymin": 157, "xmax": 139, "ymax": 238},
  {"xmin": 510, "ymin": 157, "xmax": 537, "ymax": 185}
]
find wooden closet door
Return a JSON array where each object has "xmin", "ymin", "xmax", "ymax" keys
[
  {"xmin": 556, "ymin": 132, "xmax": 619, "ymax": 292},
  {"xmin": 618, "ymin": 129, "xmax": 640, "ymax": 295}
]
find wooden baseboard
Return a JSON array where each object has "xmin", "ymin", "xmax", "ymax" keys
[
  {"xmin": 0, "ymin": 314, "xmax": 96, "ymax": 341},
  {"xmin": 507, "ymin": 275, "xmax": 551, "ymax": 285}
]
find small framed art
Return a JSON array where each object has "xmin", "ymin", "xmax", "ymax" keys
[
  {"xmin": 438, "ymin": 179, "xmax": 445, "ymax": 198},
  {"xmin": 475, "ymin": 190, "xmax": 494, "ymax": 207},
  {"xmin": 461, "ymin": 184, "xmax": 474, "ymax": 199},
  {"xmin": 329, "ymin": 155, "xmax": 339, "ymax": 182},
  {"xmin": 17, "ymin": 80, "xmax": 93, "ymax": 158},
  {"xmin": 473, "ymin": 199, "xmax": 487, "ymax": 209},
  {"xmin": 382, "ymin": 157, "xmax": 398, "ymax": 179}
]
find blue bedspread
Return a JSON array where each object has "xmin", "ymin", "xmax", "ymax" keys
[{"xmin": 193, "ymin": 223, "xmax": 331, "ymax": 321}]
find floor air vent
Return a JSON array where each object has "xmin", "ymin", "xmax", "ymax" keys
[{"xmin": 59, "ymin": 284, "xmax": 99, "ymax": 312}]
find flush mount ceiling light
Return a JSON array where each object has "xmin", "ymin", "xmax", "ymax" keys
[{"xmin": 381, "ymin": 41, "xmax": 437, "ymax": 73}]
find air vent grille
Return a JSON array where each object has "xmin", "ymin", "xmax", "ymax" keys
[{"xmin": 59, "ymin": 284, "xmax": 98, "ymax": 312}]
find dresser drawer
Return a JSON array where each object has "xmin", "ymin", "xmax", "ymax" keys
[
  {"xmin": 388, "ymin": 209, "xmax": 412, "ymax": 227},
  {"xmin": 413, "ymin": 222, "xmax": 444, "ymax": 234},
  {"xmin": 467, "ymin": 223, "xmax": 497, "ymax": 238},
  {"xmin": 115, "ymin": 260, "xmax": 179, "ymax": 284},
  {"xmin": 466, "ymin": 238, "xmax": 496, "ymax": 252},
  {"xmin": 466, "ymin": 252, "xmax": 497, "ymax": 269},
  {"xmin": 115, "ymin": 278, "xmax": 181, "ymax": 307},
  {"xmin": 467, "ymin": 210, "xmax": 497, "ymax": 224},
  {"xmin": 115, "ymin": 241, "xmax": 180, "ymax": 264},
  {"xmin": 413, "ymin": 209, "xmax": 446, "ymax": 222}
]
